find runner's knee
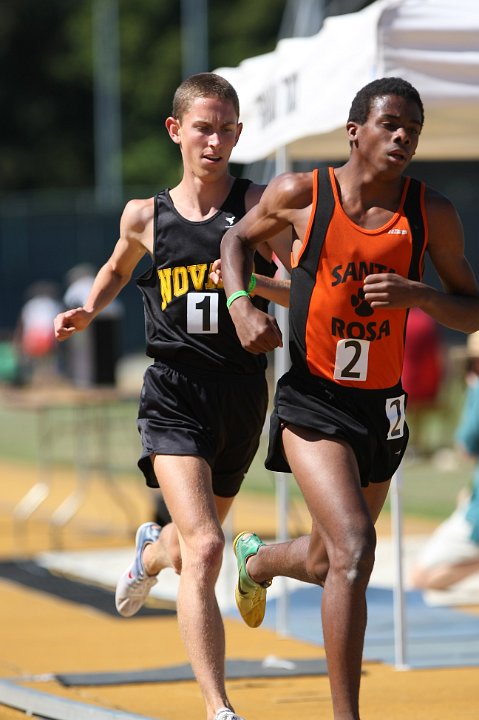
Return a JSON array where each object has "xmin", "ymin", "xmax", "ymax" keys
[
  {"xmin": 334, "ymin": 528, "xmax": 376, "ymax": 585},
  {"xmin": 186, "ymin": 531, "xmax": 225, "ymax": 578},
  {"xmin": 311, "ymin": 528, "xmax": 376, "ymax": 587}
]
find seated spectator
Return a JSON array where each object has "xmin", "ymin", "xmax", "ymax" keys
[{"xmin": 410, "ymin": 330, "xmax": 479, "ymax": 590}]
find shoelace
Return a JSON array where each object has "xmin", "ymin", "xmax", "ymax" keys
[
  {"xmin": 127, "ymin": 572, "xmax": 156, "ymax": 591},
  {"xmin": 216, "ymin": 711, "xmax": 243, "ymax": 720},
  {"xmin": 131, "ymin": 575, "xmax": 156, "ymax": 585}
]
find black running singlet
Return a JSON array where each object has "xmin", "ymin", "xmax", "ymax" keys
[{"xmin": 137, "ymin": 178, "xmax": 276, "ymax": 374}]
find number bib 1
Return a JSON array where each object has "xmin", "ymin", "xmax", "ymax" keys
[{"xmin": 187, "ymin": 292, "xmax": 219, "ymax": 334}]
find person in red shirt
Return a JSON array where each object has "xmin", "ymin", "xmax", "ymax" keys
[{"xmin": 402, "ymin": 306, "xmax": 444, "ymax": 456}]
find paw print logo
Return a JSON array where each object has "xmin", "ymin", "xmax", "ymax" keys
[{"xmin": 351, "ymin": 287, "xmax": 373, "ymax": 317}]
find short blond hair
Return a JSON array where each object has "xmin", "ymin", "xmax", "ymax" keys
[{"xmin": 172, "ymin": 73, "xmax": 240, "ymax": 122}]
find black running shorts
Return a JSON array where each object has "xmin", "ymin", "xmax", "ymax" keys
[
  {"xmin": 265, "ymin": 367, "xmax": 409, "ymax": 487},
  {"xmin": 137, "ymin": 360, "xmax": 268, "ymax": 497}
]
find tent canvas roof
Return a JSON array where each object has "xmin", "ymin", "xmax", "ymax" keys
[{"xmin": 215, "ymin": 0, "xmax": 479, "ymax": 162}]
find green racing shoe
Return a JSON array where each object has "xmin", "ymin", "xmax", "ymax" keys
[{"xmin": 233, "ymin": 531, "xmax": 272, "ymax": 628}]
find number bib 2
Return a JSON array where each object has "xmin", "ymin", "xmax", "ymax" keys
[
  {"xmin": 333, "ymin": 338, "xmax": 406, "ymax": 441},
  {"xmin": 386, "ymin": 394, "xmax": 406, "ymax": 439},
  {"xmin": 334, "ymin": 338, "xmax": 370, "ymax": 382}
]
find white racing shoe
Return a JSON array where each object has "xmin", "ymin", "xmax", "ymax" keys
[{"xmin": 115, "ymin": 522, "xmax": 162, "ymax": 617}]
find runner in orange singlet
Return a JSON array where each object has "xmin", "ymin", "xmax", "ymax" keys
[{"xmin": 221, "ymin": 77, "xmax": 479, "ymax": 720}]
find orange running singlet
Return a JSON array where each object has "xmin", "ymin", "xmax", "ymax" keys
[{"xmin": 289, "ymin": 167, "xmax": 428, "ymax": 389}]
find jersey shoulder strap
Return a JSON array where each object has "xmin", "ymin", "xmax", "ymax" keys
[
  {"xmin": 296, "ymin": 167, "xmax": 335, "ymax": 276},
  {"xmin": 403, "ymin": 177, "xmax": 427, "ymax": 281},
  {"xmin": 289, "ymin": 167, "xmax": 335, "ymax": 369},
  {"xmin": 222, "ymin": 178, "xmax": 252, "ymax": 217}
]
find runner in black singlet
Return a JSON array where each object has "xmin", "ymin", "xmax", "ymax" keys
[{"xmin": 54, "ymin": 73, "xmax": 291, "ymax": 720}]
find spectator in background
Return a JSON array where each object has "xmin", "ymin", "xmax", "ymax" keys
[
  {"xmin": 15, "ymin": 281, "xmax": 63, "ymax": 385},
  {"xmin": 410, "ymin": 330, "xmax": 479, "ymax": 591},
  {"xmin": 0, "ymin": 330, "xmax": 19, "ymax": 385},
  {"xmin": 63, "ymin": 263, "xmax": 123, "ymax": 386},
  {"xmin": 402, "ymin": 306, "xmax": 445, "ymax": 457}
]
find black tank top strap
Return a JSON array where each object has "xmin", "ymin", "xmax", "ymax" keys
[
  {"xmin": 222, "ymin": 178, "xmax": 252, "ymax": 216},
  {"xmin": 403, "ymin": 177, "xmax": 427, "ymax": 281}
]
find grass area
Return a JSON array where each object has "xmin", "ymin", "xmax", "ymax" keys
[
  {"xmin": 0, "ymin": 396, "xmax": 141, "ymax": 471},
  {"xmin": 389, "ymin": 455, "xmax": 472, "ymax": 520},
  {"xmin": 0, "ymin": 382, "xmax": 472, "ymax": 525}
]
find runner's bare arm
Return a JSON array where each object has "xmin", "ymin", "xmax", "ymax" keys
[
  {"xmin": 54, "ymin": 198, "xmax": 153, "ymax": 341},
  {"xmin": 220, "ymin": 173, "xmax": 309, "ymax": 352},
  {"xmin": 363, "ymin": 190, "xmax": 479, "ymax": 333},
  {"xmin": 251, "ymin": 274, "xmax": 291, "ymax": 308},
  {"xmin": 209, "ymin": 258, "xmax": 291, "ymax": 308}
]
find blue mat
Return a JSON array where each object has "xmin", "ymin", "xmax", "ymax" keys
[{"xmin": 229, "ymin": 584, "xmax": 479, "ymax": 669}]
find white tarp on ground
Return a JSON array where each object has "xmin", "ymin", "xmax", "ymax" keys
[{"xmin": 216, "ymin": 0, "xmax": 479, "ymax": 162}]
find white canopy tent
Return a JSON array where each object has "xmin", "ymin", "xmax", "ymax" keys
[
  {"xmin": 216, "ymin": 0, "xmax": 479, "ymax": 669},
  {"xmin": 216, "ymin": 0, "xmax": 479, "ymax": 164}
]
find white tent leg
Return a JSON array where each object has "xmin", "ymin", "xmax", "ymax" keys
[
  {"xmin": 273, "ymin": 146, "xmax": 292, "ymax": 636},
  {"xmin": 390, "ymin": 465, "xmax": 409, "ymax": 670},
  {"xmin": 274, "ymin": 297, "xmax": 290, "ymax": 637},
  {"xmin": 275, "ymin": 470, "xmax": 290, "ymax": 635}
]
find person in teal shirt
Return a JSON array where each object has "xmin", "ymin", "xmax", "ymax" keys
[{"xmin": 411, "ymin": 330, "xmax": 479, "ymax": 590}]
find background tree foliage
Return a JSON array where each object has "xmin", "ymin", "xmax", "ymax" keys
[
  {"xmin": 1, "ymin": 0, "xmax": 476, "ymax": 355},
  {"xmin": 1, "ymin": 0, "xmax": 287, "ymax": 195}
]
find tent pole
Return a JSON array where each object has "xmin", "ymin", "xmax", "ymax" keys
[
  {"xmin": 273, "ymin": 326, "xmax": 290, "ymax": 635},
  {"xmin": 274, "ymin": 146, "xmax": 291, "ymax": 636},
  {"xmin": 391, "ymin": 464, "xmax": 409, "ymax": 670}
]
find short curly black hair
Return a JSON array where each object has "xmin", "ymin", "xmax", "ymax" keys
[{"xmin": 348, "ymin": 77, "xmax": 424, "ymax": 127}]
